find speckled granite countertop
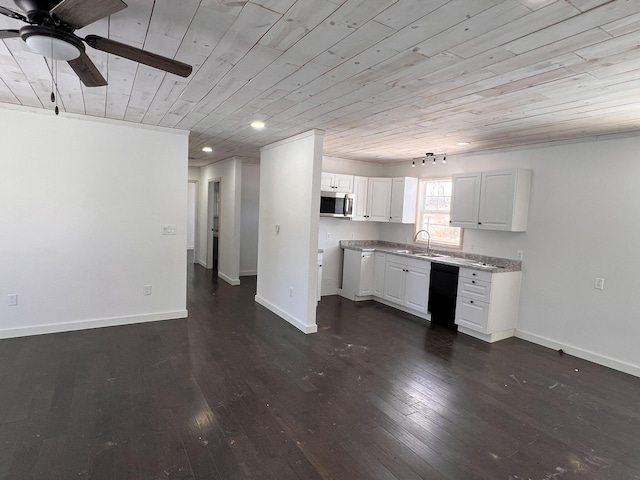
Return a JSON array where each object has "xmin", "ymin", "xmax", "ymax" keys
[{"xmin": 340, "ymin": 240, "xmax": 522, "ymax": 273}]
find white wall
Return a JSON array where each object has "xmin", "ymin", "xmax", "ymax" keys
[
  {"xmin": 198, "ymin": 158, "xmax": 242, "ymax": 285},
  {"xmin": 240, "ymin": 162, "xmax": 260, "ymax": 276},
  {"xmin": 256, "ymin": 130, "xmax": 323, "ymax": 334},
  {"xmin": 382, "ymin": 135, "xmax": 640, "ymax": 376},
  {"xmin": 0, "ymin": 106, "xmax": 188, "ymax": 338}
]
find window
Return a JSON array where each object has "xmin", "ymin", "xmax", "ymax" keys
[{"xmin": 415, "ymin": 178, "xmax": 462, "ymax": 248}]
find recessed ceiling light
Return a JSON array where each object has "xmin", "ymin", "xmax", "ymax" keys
[
  {"xmin": 456, "ymin": 142, "xmax": 470, "ymax": 146},
  {"xmin": 202, "ymin": 146, "xmax": 213, "ymax": 153},
  {"xmin": 250, "ymin": 120, "xmax": 265, "ymax": 130}
]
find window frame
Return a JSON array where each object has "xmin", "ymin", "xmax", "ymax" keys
[{"xmin": 414, "ymin": 177, "xmax": 463, "ymax": 249}]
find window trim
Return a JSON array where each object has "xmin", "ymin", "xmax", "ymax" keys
[{"xmin": 414, "ymin": 177, "xmax": 463, "ymax": 249}]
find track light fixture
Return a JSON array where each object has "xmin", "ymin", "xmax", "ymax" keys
[{"xmin": 411, "ymin": 152, "xmax": 448, "ymax": 167}]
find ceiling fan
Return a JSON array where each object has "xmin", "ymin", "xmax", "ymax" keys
[{"xmin": 0, "ymin": 0, "xmax": 193, "ymax": 87}]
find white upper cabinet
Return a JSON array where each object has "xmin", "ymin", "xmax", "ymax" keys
[
  {"xmin": 390, "ymin": 177, "xmax": 418, "ymax": 223},
  {"xmin": 321, "ymin": 172, "xmax": 353, "ymax": 193},
  {"xmin": 352, "ymin": 176, "xmax": 369, "ymax": 221},
  {"xmin": 367, "ymin": 177, "xmax": 392, "ymax": 222},
  {"xmin": 451, "ymin": 169, "xmax": 531, "ymax": 232},
  {"xmin": 450, "ymin": 173, "xmax": 481, "ymax": 228}
]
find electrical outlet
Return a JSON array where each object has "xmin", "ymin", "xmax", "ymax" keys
[
  {"xmin": 594, "ymin": 278, "xmax": 605, "ymax": 290},
  {"xmin": 275, "ymin": 224, "xmax": 280, "ymax": 235},
  {"xmin": 351, "ymin": 233, "xmax": 355, "ymax": 239},
  {"xmin": 327, "ymin": 232, "xmax": 331, "ymax": 239},
  {"xmin": 144, "ymin": 285, "xmax": 152, "ymax": 295},
  {"xmin": 289, "ymin": 287, "xmax": 294, "ymax": 297},
  {"xmin": 469, "ymin": 244, "xmax": 475, "ymax": 252},
  {"xmin": 7, "ymin": 294, "xmax": 17, "ymax": 306},
  {"xmin": 516, "ymin": 250, "xmax": 524, "ymax": 260}
]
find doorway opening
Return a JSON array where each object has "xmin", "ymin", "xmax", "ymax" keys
[{"xmin": 206, "ymin": 179, "xmax": 221, "ymax": 271}]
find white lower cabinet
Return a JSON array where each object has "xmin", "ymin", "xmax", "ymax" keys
[
  {"xmin": 455, "ymin": 267, "xmax": 522, "ymax": 343},
  {"xmin": 341, "ymin": 248, "xmax": 374, "ymax": 299},
  {"xmin": 373, "ymin": 252, "xmax": 386, "ymax": 297},
  {"xmin": 383, "ymin": 255, "xmax": 430, "ymax": 315},
  {"xmin": 341, "ymin": 250, "xmax": 430, "ymax": 316}
]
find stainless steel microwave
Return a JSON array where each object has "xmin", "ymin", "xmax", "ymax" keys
[{"xmin": 320, "ymin": 191, "xmax": 354, "ymax": 218}]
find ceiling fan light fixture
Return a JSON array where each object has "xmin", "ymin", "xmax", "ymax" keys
[
  {"xmin": 250, "ymin": 120, "xmax": 265, "ymax": 130},
  {"xmin": 202, "ymin": 146, "xmax": 213, "ymax": 153},
  {"xmin": 25, "ymin": 34, "xmax": 81, "ymax": 61},
  {"xmin": 21, "ymin": 26, "xmax": 85, "ymax": 61}
]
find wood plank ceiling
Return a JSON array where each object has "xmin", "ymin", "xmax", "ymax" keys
[{"xmin": 2, "ymin": 0, "xmax": 640, "ymax": 166}]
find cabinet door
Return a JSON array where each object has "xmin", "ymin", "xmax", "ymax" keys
[
  {"xmin": 405, "ymin": 266, "xmax": 430, "ymax": 314},
  {"xmin": 334, "ymin": 174, "xmax": 354, "ymax": 193},
  {"xmin": 352, "ymin": 176, "xmax": 369, "ymax": 221},
  {"xmin": 373, "ymin": 252, "xmax": 386, "ymax": 297},
  {"xmin": 359, "ymin": 252, "xmax": 374, "ymax": 296},
  {"xmin": 478, "ymin": 170, "xmax": 515, "ymax": 230},
  {"xmin": 383, "ymin": 261, "xmax": 405, "ymax": 304},
  {"xmin": 320, "ymin": 172, "xmax": 334, "ymax": 191},
  {"xmin": 367, "ymin": 177, "xmax": 392, "ymax": 222},
  {"xmin": 455, "ymin": 298, "xmax": 490, "ymax": 333},
  {"xmin": 390, "ymin": 177, "xmax": 418, "ymax": 223},
  {"xmin": 389, "ymin": 178, "xmax": 405, "ymax": 223},
  {"xmin": 450, "ymin": 173, "xmax": 481, "ymax": 228}
]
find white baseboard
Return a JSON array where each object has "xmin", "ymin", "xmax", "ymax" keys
[
  {"xmin": 516, "ymin": 329, "xmax": 640, "ymax": 378},
  {"xmin": 197, "ymin": 259, "xmax": 207, "ymax": 268},
  {"xmin": 0, "ymin": 310, "xmax": 189, "ymax": 340},
  {"xmin": 240, "ymin": 270, "xmax": 257, "ymax": 277},
  {"xmin": 254, "ymin": 295, "xmax": 317, "ymax": 334},
  {"xmin": 218, "ymin": 271, "xmax": 240, "ymax": 286}
]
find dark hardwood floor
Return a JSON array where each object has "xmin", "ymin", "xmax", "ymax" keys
[{"xmin": 1, "ymin": 260, "xmax": 640, "ymax": 480}]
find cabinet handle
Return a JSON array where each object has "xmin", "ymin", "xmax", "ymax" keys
[
  {"xmin": 472, "ymin": 280, "xmax": 475, "ymax": 284},
  {"xmin": 478, "ymin": 222, "xmax": 482, "ymax": 225},
  {"xmin": 470, "ymin": 300, "xmax": 474, "ymax": 304},
  {"xmin": 472, "ymin": 273, "xmax": 476, "ymax": 276}
]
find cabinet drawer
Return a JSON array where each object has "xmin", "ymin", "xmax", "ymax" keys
[
  {"xmin": 457, "ymin": 277, "xmax": 491, "ymax": 302},
  {"xmin": 458, "ymin": 267, "xmax": 493, "ymax": 283},
  {"xmin": 455, "ymin": 297, "xmax": 489, "ymax": 333}
]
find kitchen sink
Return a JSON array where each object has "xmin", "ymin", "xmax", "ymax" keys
[
  {"xmin": 413, "ymin": 253, "xmax": 450, "ymax": 258},
  {"xmin": 392, "ymin": 249, "xmax": 413, "ymax": 253}
]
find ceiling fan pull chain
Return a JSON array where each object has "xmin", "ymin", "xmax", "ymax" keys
[
  {"xmin": 54, "ymin": 59, "xmax": 59, "ymax": 115},
  {"xmin": 49, "ymin": 38, "xmax": 55, "ymax": 104}
]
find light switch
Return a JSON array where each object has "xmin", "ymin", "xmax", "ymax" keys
[{"xmin": 162, "ymin": 224, "xmax": 177, "ymax": 235}]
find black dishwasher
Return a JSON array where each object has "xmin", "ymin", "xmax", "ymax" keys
[{"xmin": 429, "ymin": 263, "xmax": 459, "ymax": 330}]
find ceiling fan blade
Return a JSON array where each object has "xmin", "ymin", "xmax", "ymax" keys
[
  {"xmin": 85, "ymin": 35, "xmax": 193, "ymax": 78},
  {"xmin": 0, "ymin": 6, "xmax": 26, "ymax": 22},
  {"xmin": 68, "ymin": 51, "xmax": 107, "ymax": 87},
  {"xmin": 0, "ymin": 29, "xmax": 20, "ymax": 39},
  {"xmin": 51, "ymin": 0, "xmax": 127, "ymax": 29}
]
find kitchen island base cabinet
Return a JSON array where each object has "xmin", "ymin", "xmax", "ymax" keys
[{"xmin": 455, "ymin": 268, "xmax": 522, "ymax": 343}]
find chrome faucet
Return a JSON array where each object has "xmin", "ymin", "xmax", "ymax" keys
[{"xmin": 413, "ymin": 229, "xmax": 431, "ymax": 254}]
